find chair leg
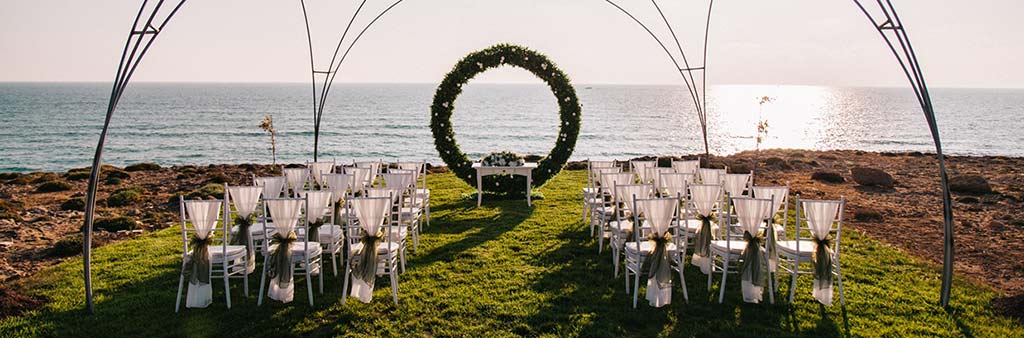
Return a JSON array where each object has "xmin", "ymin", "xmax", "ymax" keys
[
  {"xmin": 718, "ymin": 256, "xmax": 729, "ymax": 304},
  {"xmin": 624, "ymin": 263, "xmax": 630, "ymax": 293},
  {"xmin": 400, "ymin": 246, "xmax": 407, "ymax": 273},
  {"xmin": 632, "ymin": 268, "xmax": 641, "ymax": 308},
  {"xmin": 223, "ymin": 264, "xmax": 232, "ymax": 309},
  {"xmin": 257, "ymin": 258, "xmax": 269, "ymax": 306},
  {"xmin": 319, "ymin": 260, "xmax": 324, "ymax": 295},
  {"xmin": 175, "ymin": 268, "xmax": 185, "ymax": 313},
  {"xmin": 341, "ymin": 259, "xmax": 350, "ymax": 304},
  {"xmin": 305, "ymin": 263, "xmax": 314, "ymax": 307},
  {"xmin": 706, "ymin": 259, "xmax": 713, "ymax": 292},
  {"xmin": 390, "ymin": 266, "xmax": 399, "ymax": 305},
  {"xmin": 788, "ymin": 264, "xmax": 798, "ymax": 303},
  {"xmin": 412, "ymin": 226, "xmax": 419, "ymax": 252},
  {"xmin": 678, "ymin": 264, "xmax": 689, "ymax": 303},
  {"xmin": 425, "ymin": 202, "xmax": 431, "ymax": 227},
  {"xmin": 837, "ymin": 262, "xmax": 846, "ymax": 307},
  {"xmin": 331, "ymin": 250, "xmax": 339, "ymax": 277},
  {"xmin": 612, "ymin": 246, "xmax": 620, "ymax": 277}
]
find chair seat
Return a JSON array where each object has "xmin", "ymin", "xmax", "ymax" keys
[
  {"xmin": 776, "ymin": 240, "xmax": 817, "ymax": 257},
  {"xmin": 710, "ymin": 239, "xmax": 748, "ymax": 254},
  {"xmin": 296, "ymin": 225, "xmax": 344, "ymax": 243},
  {"xmin": 232, "ymin": 224, "xmax": 276, "ymax": 236},
  {"xmin": 680, "ymin": 219, "xmax": 721, "ymax": 233},
  {"xmin": 186, "ymin": 245, "xmax": 247, "ymax": 262},
  {"xmin": 349, "ymin": 241, "xmax": 402, "ymax": 255},
  {"xmin": 415, "ymin": 189, "xmax": 430, "ymax": 198},
  {"xmin": 624, "ymin": 241, "xmax": 679, "ymax": 254},
  {"xmin": 398, "ymin": 207, "xmax": 422, "ymax": 218},
  {"xmin": 267, "ymin": 242, "xmax": 323, "ymax": 258}
]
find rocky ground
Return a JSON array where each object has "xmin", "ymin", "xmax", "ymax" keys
[{"xmin": 0, "ymin": 150, "xmax": 1021, "ymax": 317}]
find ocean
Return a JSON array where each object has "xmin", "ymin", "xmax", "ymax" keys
[{"xmin": 0, "ymin": 82, "xmax": 1021, "ymax": 172}]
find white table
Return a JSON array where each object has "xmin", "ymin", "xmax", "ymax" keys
[{"xmin": 472, "ymin": 162, "xmax": 538, "ymax": 207}]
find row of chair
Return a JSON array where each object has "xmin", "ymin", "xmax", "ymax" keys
[
  {"xmin": 174, "ymin": 161, "xmax": 430, "ymax": 311},
  {"xmin": 583, "ymin": 159, "xmax": 846, "ymax": 308}
]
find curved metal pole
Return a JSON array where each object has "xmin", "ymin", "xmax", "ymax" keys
[
  {"xmin": 303, "ymin": 0, "xmax": 404, "ymax": 160},
  {"xmin": 854, "ymin": 0, "xmax": 955, "ymax": 307},
  {"xmin": 83, "ymin": 0, "xmax": 186, "ymax": 314},
  {"xmin": 604, "ymin": 0, "xmax": 714, "ymax": 160}
]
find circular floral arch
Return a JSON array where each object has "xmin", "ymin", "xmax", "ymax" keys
[{"xmin": 430, "ymin": 43, "xmax": 582, "ymax": 194}]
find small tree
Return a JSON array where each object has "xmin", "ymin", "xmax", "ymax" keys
[
  {"xmin": 753, "ymin": 96, "xmax": 773, "ymax": 175},
  {"xmin": 260, "ymin": 115, "xmax": 277, "ymax": 165}
]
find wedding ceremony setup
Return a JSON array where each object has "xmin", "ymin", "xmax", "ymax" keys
[{"xmin": 6, "ymin": 0, "xmax": 1024, "ymax": 337}]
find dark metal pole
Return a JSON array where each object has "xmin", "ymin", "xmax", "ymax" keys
[
  {"xmin": 83, "ymin": 0, "xmax": 186, "ymax": 314},
  {"xmin": 853, "ymin": 0, "xmax": 955, "ymax": 307}
]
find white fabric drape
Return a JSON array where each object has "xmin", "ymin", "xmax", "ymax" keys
[
  {"xmin": 734, "ymin": 198, "xmax": 772, "ymax": 303},
  {"xmin": 638, "ymin": 198, "xmax": 675, "ymax": 307},
  {"xmin": 672, "ymin": 160, "xmax": 699, "ymax": 174},
  {"xmin": 302, "ymin": 191, "xmax": 333, "ymax": 223},
  {"xmin": 599, "ymin": 173, "xmax": 634, "ymax": 191},
  {"xmin": 266, "ymin": 199, "xmax": 303, "ymax": 303},
  {"xmin": 184, "ymin": 200, "xmax": 221, "ymax": 309},
  {"xmin": 689, "ymin": 184, "xmax": 720, "ymax": 274},
  {"xmin": 631, "ymin": 161, "xmax": 655, "ymax": 183},
  {"xmin": 256, "ymin": 176, "xmax": 286, "ymax": 199},
  {"xmin": 283, "ymin": 168, "xmax": 309, "ymax": 196},
  {"xmin": 804, "ymin": 200, "xmax": 839, "ymax": 306},
  {"xmin": 324, "ymin": 173, "xmax": 353, "ymax": 204},
  {"xmin": 308, "ymin": 162, "xmax": 335, "ymax": 187},
  {"xmin": 346, "ymin": 167, "xmax": 374, "ymax": 190},
  {"xmin": 356, "ymin": 162, "xmax": 382, "ymax": 177},
  {"xmin": 698, "ymin": 168, "xmax": 724, "ymax": 185},
  {"xmin": 382, "ymin": 173, "xmax": 414, "ymax": 190},
  {"xmin": 350, "ymin": 197, "xmax": 390, "ymax": 303},
  {"xmin": 614, "ymin": 185, "xmax": 651, "ymax": 213},
  {"xmin": 752, "ymin": 186, "xmax": 788, "ymax": 272},
  {"xmin": 228, "ymin": 186, "xmax": 261, "ymax": 273},
  {"xmin": 723, "ymin": 174, "xmax": 750, "ymax": 198}
]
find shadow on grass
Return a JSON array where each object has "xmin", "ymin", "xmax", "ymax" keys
[{"xmin": 519, "ymin": 221, "xmax": 840, "ymax": 337}]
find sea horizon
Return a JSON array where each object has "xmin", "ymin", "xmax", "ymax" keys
[{"xmin": 2, "ymin": 82, "xmax": 1022, "ymax": 172}]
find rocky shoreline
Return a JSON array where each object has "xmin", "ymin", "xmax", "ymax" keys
[{"xmin": 0, "ymin": 149, "xmax": 1022, "ymax": 314}]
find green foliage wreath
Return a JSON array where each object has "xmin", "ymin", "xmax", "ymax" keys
[{"xmin": 430, "ymin": 43, "xmax": 582, "ymax": 195}]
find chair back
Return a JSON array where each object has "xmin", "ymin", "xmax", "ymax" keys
[
  {"xmin": 795, "ymin": 197, "xmax": 845, "ymax": 253},
  {"xmin": 306, "ymin": 161, "xmax": 336, "ymax": 189},
  {"xmin": 599, "ymin": 172, "xmax": 634, "ymax": 191},
  {"xmin": 752, "ymin": 185, "xmax": 789, "ymax": 218},
  {"xmin": 589, "ymin": 160, "xmax": 617, "ymax": 169},
  {"xmin": 179, "ymin": 197, "xmax": 228, "ymax": 259},
  {"xmin": 346, "ymin": 195, "xmax": 394, "ymax": 250},
  {"xmin": 254, "ymin": 176, "xmax": 286, "ymax": 200},
  {"xmin": 323, "ymin": 173, "xmax": 354, "ymax": 204},
  {"xmin": 659, "ymin": 173, "xmax": 693, "ymax": 197},
  {"xmin": 355, "ymin": 161, "xmax": 383, "ymax": 176},
  {"xmin": 697, "ymin": 168, "xmax": 725, "ymax": 185},
  {"xmin": 225, "ymin": 185, "xmax": 262, "ymax": 247},
  {"xmin": 647, "ymin": 167, "xmax": 674, "ymax": 191},
  {"xmin": 260, "ymin": 198, "xmax": 307, "ymax": 254},
  {"xmin": 723, "ymin": 173, "xmax": 752, "ymax": 198},
  {"xmin": 687, "ymin": 184, "xmax": 722, "ymax": 218},
  {"xmin": 344, "ymin": 167, "xmax": 375, "ymax": 192},
  {"xmin": 282, "ymin": 167, "xmax": 310, "ymax": 197},
  {"xmin": 395, "ymin": 161, "xmax": 428, "ymax": 190},
  {"xmin": 672, "ymin": 160, "xmax": 700, "ymax": 174},
  {"xmin": 630, "ymin": 160, "xmax": 656, "ymax": 183},
  {"xmin": 634, "ymin": 196, "xmax": 678, "ymax": 241},
  {"xmin": 613, "ymin": 184, "xmax": 653, "ymax": 212}
]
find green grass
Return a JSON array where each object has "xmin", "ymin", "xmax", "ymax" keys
[{"xmin": 2, "ymin": 171, "xmax": 1020, "ymax": 337}]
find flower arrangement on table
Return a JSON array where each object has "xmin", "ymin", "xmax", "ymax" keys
[{"xmin": 480, "ymin": 151, "xmax": 525, "ymax": 167}]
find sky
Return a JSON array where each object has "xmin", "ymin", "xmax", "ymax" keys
[{"xmin": 0, "ymin": 0, "xmax": 1021, "ymax": 87}]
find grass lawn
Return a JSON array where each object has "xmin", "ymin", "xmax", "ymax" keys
[{"xmin": 1, "ymin": 170, "xmax": 1021, "ymax": 337}]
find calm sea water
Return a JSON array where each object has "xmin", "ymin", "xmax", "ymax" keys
[{"xmin": 0, "ymin": 82, "xmax": 1021, "ymax": 172}]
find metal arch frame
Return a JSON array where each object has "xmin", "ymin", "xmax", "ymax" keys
[
  {"xmin": 301, "ymin": 0, "xmax": 405, "ymax": 161},
  {"xmin": 854, "ymin": 0, "xmax": 955, "ymax": 307},
  {"xmin": 82, "ymin": 0, "xmax": 956, "ymax": 313}
]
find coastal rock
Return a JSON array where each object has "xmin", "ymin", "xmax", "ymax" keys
[
  {"xmin": 811, "ymin": 170, "xmax": 845, "ymax": 183},
  {"xmin": 854, "ymin": 209, "xmax": 885, "ymax": 222},
  {"xmin": 764, "ymin": 157, "xmax": 792, "ymax": 170},
  {"xmin": 949, "ymin": 175, "xmax": 992, "ymax": 194},
  {"xmin": 125, "ymin": 162, "xmax": 161, "ymax": 172},
  {"xmin": 851, "ymin": 167, "xmax": 894, "ymax": 188}
]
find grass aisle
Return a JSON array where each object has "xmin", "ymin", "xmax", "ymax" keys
[{"xmin": 1, "ymin": 171, "xmax": 1021, "ymax": 337}]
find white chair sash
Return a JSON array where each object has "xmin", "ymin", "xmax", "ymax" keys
[
  {"xmin": 724, "ymin": 173, "xmax": 750, "ymax": 197},
  {"xmin": 228, "ymin": 186, "xmax": 262, "ymax": 219},
  {"xmin": 184, "ymin": 200, "xmax": 221, "ymax": 309},
  {"xmin": 599, "ymin": 173, "xmax": 634, "ymax": 190},
  {"xmin": 350, "ymin": 197, "xmax": 390, "ymax": 303},
  {"xmin": 301, "ymin": 191, "xmax": 333, "ymax": 223},
  {"xmin": 804, "ymin": 200, "xmax": 840, "ymax": 306},
  {"xmin": 734, "ymin": 197, "xmax": 773, "ymax": 303},
  {"xmin": 256, "ymin": 176, "xmax": 286, "ymax": 199},
  {"xmin": 689, "ymin": 184, "xmax": 721, "ymax": 274},
  {"xmin": 382, "ymin": 173, "xmax": 414, "ymax": 190},
  {"xmin": 698, "ymin": 168, "xmax": 724, "ymax": 185},
  {"xmin": 637, "ymin": 198, "xmax": 675, "ymax": 307},
  {"xmin": 283, "ymin": 168, "xmax": 309, "ymax": 194},
  {"xmin": 324, "ymin": 173, "xmax": 353, "ymax": 204},
  {"xmin": 308, "ymin": 162, "xmax": 335, "ymax": 186},
  {"xmin": 265, "ymin": 199, "xmax": 303, "ymax": 303},
  {"xmin": 614, "ymin": 185, "xmax": 651, "ymax": 212},
  {"xmin": 345, "ymin": 167, "xmax": 374, "ymax": 189},
  {"xmin": 672, "ymin": 160, "xmax": 700, "ymax": 174}
]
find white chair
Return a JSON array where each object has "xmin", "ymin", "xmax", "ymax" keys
[
  {"xmin": 175, "ymin": 197, "xmax": 247, "ymax": 312},
  {"xmin": 751, "ymin": 184, "xmax": 791, "ymax": 288},
  {"xmin": 646, "ymin": 167, "xmax": 675, "ymax": 193},
  {"xmin": 722, "ymin": 172, "xmax": 753, "ymax": 234},
  {"xmin": 697, "ymin": 168, "xmax": 726, "ymax": 185},
  {"xmin": 355, "ymin": 160, "xmax": 383, "ymax": 179},
  {"xmin": 593, "ymin": 172, "xmax": 634, "ymax": 253},
  {"xmin": 630, "ymin": 160, "xmax": 657, "ymax": 184},
  {"xmin": 585, "ymin": 166, "xmax": 622, "ymax": 234},
  {"xmin": 610, "ymin": 183, "xmax": 653, "ymax": 278},
  {"xmin": 323, "ymin": 173, "xmax": 355, "ymax": 276},
  {"xmin": 395, "ymin": 161, "xmax": 431, "ymax": 227},
  {"xmin": 225, "ymin": 184, "xmax": 262, "ymax": 289},
  {"xmin": 366, "ymin": 187, "xmax": 410, "ymax": 272},
  {"xmin": 582, "ymin": 160, "xmax": 618, "ymax": 223},
  {"xmin": 776, "ymin": 196, "xmax": 846, "ymax": 306},
  {"xmin": 345, "ymin": 167, "xmax": 375, "ymax": 194},
  {"xmin": 687, "ymin": 184, "xmax": 723, "ymax": 276},
  {"xmin": 658, "ymin": 172, "xmax": 694, "ymax": 199},
  {"xmin": 710, "ymin": 196, "xmax": 775, "ymax": 304},
  {"xmin": 297, "ymin": 190, "xmax": 340, "ymax": 280},
  {"xmin": 624, "ymin": 196, "xmax": 685, "ymax": 308},
  {"xmin": 382, "ymin": 172, "xmax": 423, "ymax": 252},
  {"xmin": 257, "ymin": 197, "xmax": 323, "ymax": 306},
  {"xmin": 342, "ymin": 195, "xmax": 401, "ymax": 305},
  {"xmin": 671, "ymin": 159, "xmax": 700, "ymax": 175},
  {"xmin": 283, "ymin": 167, "xmax": 310, "ymax": 197},
  {"xmin": 251, "ymin": 176, "xmax": 286, "ymax": 253},
  {"xmin": 307, "ymin": 160, "xmax": 336, "ymax": 190}
]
